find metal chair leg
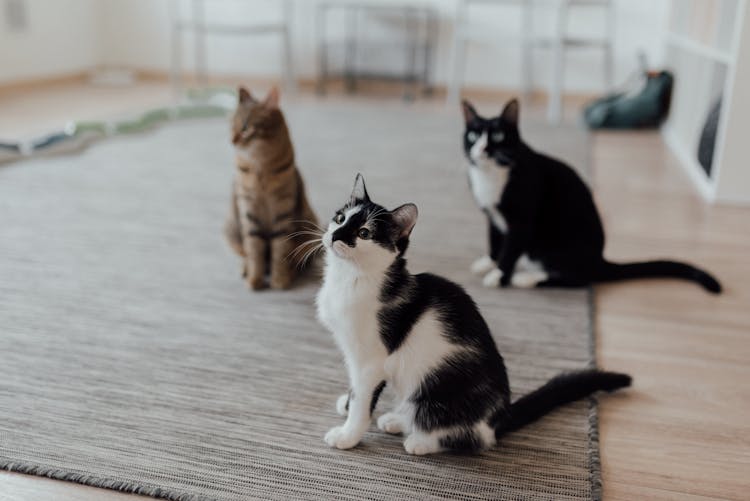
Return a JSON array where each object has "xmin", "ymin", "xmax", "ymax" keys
[
  {"xmin": 422, "ymin": 9, "xmax": 438, "ymax": 96},
  {"xmin": 448, "ymin": 0, "xmax": 468, "ymax": 105},
  {"xmin": 344, "ymin": 8, "xmax": 358, "ymax": 93},
  {"xmin": 168, "ymin": 0, "xmax": 183, "ymax": 104},
  {"xmin": 316, "ymin": 5, "xmax": 328, "ymax": 95},
  {"xmin": 192, "ymin": 0, "xmax": 208, "ymax": 90},
  {"xmin": 403, "ymin": 8, "xmax": 420, "ymax": 101},
  {"xmin": 548, "ymin": 0, "xmax": 567, "ymax": 124},
  {"xmin": 521, "ymin": 1, "xmax": 534, "ymax": 103},
  {"xmin": 604, "ymin": 0, "xmax": 615, "ymax": 91},
  {"xmin": 281, "ymin": 0, "xmax": 297, "ymax": 93}
]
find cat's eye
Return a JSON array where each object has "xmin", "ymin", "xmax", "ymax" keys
[
  {"xmin": 467, "ymin": 131, "xmax": 479, "ymax": 142},
  {"xmin": 491, "ymin": 131, "xmax": 505, "ymax": 142},
  {"xmin": 357, "ymin": 228, "xmax": 371, "ymax": 240},
  {"xmin": 334, "ymin": 212, "xmax": 345, "ymax": 224}
]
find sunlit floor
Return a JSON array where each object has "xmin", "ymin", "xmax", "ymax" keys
[{"xmin": 1, "ymin": 80, "xmax": 748, "ymax": 501}]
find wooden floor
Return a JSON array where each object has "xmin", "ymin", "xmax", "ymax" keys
[{"xmin": 1, "ymin": 81, "xmax": 748, "ymax": 501}]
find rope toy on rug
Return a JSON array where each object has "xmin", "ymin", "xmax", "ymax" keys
[{"xmin": 0, "ymin": 89, "xmax": 236, "ymax": 165}]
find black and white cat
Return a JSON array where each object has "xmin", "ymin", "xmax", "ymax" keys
[
  {"xmin": 462, "ymin": 99, "xmax": 722, "ymax": 293},
  {"xmin": 315, "ymin": 174, "xmax": 631, "ymax": 455}
]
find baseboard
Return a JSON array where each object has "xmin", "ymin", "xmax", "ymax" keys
[
  {"xmin": 0, "ymin": 72, "xmax": 90, "ymax": 95},
  {"xmin": 1, "ymin": 67, "xmax": 600, "ymax": 109}
]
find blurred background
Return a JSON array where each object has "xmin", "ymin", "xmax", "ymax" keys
[{"xmin": 1, "ymin": 0, "xmax": 748, "ymax": 204}]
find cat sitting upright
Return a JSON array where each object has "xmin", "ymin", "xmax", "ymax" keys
[
  {"xmin": 316, "ymin": 174, "xmax": 630, "ymax": 455},
  {"xmin": 462, "ymin": 98, "xmax": 721, "ymax": 293},
  {"xmin": 224, "ymin": 86, "xmax": 318, "ymax": 290}
]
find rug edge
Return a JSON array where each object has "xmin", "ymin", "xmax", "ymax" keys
[
  {"xmin": 0, "ymin": 460, "xmax": 213, "ymax": 501},
  {"xmin": 586, "ymin": 287, "xmax": 603, "ymax": 501}
]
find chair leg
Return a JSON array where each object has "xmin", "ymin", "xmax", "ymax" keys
[
  {"xmin": 281, "ymin": 0, "xmax": 297, "ymax": 93},
  {"xmin": 447, "ymin": 1, "xmax": 468, "ymax": 105},
  {"xmin": 548, "ymin": 0, "xmax": 567, "ymax": 124},
  {"xmin": 316, "ymin": 5, "xmax": 328, "ymax": 95},
  {"xmin": 422, "ymin": 9, "xmax": 438, "ymax": 96},
  {"xmin": 521, "ymin": 1, "xmax": 534, "ymax": 103},
  {"xmin": 192, "ymin": 0, "xmax": 208, "ymax": 90},
  {"xmin": 168, "ymin": 0, "xmax": 183, "ymax": 104},
  {"xmin": 344, "ymin": 7, "xmax": 358, "ymax": 93},
  {"xmin": 403, "ymin": 9, "xmax": 419, "ymax": 101},
  {"xmin": 603, "ymin": 0, "xmax": 615, "ymax": 91}
]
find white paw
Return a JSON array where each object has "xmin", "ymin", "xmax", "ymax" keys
[
  {"xmin": 403, "ymin": 433, "xmax": 440, "ymax": 456},
  {"xmin": 336, "ymin": 394, "xmax": 349, "ymax": 416},
  {"xmin": 511, "ymin": 270, "xmax": 548, "ymax": 288},
  {"xmin": 470, "ymin": 255, "xmax": 495, "ymax": 275},
  {"xmin": 482, "ymin": 268, "xmax": 503, "ymax": 288},
  {"xmin": 324, "ymin": 425, "xmax": 361, "ymax": 450},
  {"xmin": 377, "ymin": 413, "xmax": 404, "ymax": 435}
]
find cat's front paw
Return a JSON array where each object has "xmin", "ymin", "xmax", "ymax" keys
[
  {"xmin": 482, "ymin": 268, "xmax": 503, "ymax": 288},
  {"xmin": 511, "ymin": 270, "xmax": 548, "ymax": 288},
  {"xmin": 403, "ymin": 433, "xmax": 441, "ymax": 456},
  {"xmin": 247, "ymin": 277, "xmax": 266, "ymax": 290},
  {"xmin": 324, "ymin": 426, "xmax": 361, "ymax": 450},
  {"xmin": 377, "ymin": 412, "xmax": 404, "ymax": 434},
  {"xmin": 270, "ymin": 265, "xmax": 295, "ymax": 289},
  {"xmin": 336, "ymin": 393, "xmax": 349, "ymax": 416},
  {"xmin": 470, "ymin": 255, "xmax": 495, "ymax": 275}
]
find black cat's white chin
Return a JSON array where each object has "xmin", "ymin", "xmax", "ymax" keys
[{"xmin": 331, "ymin": 240, "xmax": 352, "ymax": 259}]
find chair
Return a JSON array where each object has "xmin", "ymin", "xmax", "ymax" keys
[
  {"xmin": 315, "ymin": 1, "xmax": 439, "ymax": 100},
  {"xmin": 449, "ymin": 0, "xmax": 614, "ymax": 124},
  {"xmin": 168, "ymin": 0, "xmax": 296, "ymax": 99}
]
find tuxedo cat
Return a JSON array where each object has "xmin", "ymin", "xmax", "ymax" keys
[
  {"xmin": 462, "ymin": 99, "xmax": 722, "ymax": 293},
  {"xmin": 315, "ymin": 174, "xmax": 630, "ymax": 455}
]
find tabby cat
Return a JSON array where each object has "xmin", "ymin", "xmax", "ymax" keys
[
  {"xmin": 224, "ymin": 86, "xmax": 318, "ymax": 290},
  {"xmin": 316, "ymin": 174, "xmax": 631, "ymax": 454},
  {"xmin": 462, "ymin": 98, "xmax": 721, "ymax": 293}
]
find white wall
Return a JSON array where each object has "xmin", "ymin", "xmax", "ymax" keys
[
  {"xmin": 1, "ymin": 0, "xmax": 670, "ymax": 93},
  {"xmin": 0, "ymin": 0, "xmax": 101, "ymax": 84}
]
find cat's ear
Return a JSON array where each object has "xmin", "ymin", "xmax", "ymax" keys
[
  {"xmin": 350, "ymin": 173, "xmax": 370, "ymax": 204},
  {"xmin": 391, "ymin": 203, "xmax": 418, "ymax": 240},
  {"xmin": 462, "ymin": 100, "xmax": 478, "ymax": 123},
  {"xmin": 238, "ymin": 86, "xmax": 254, "ymax": 103},
  {"xmin": 500, "ymin": 98, "xmax": 520, "ymax": 126},
  {"xmin": 264, "ymin": 86, "xmax": 280, "ymax": 109}
]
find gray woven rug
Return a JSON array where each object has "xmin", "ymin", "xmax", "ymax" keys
[{"xmin": 0, "ymin": 101, "xmax": 598, "ymax": 500}]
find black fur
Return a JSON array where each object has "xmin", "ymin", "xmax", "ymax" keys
[
  {"xmin": 498, "ymin": 370, "xmax": 631, "ymax": 436},
  {"xmin": 439, "ymin": 429, "xmax": 484, "ymax": 452},
  {"xmin": 411, "ymin": 351, "xmax": 510, "ymax": 430},
  {"xmin": 370, "ymin": 381, "xmax": 386, "ymax": 415},
  {"xmin": 332, "ymin": 175, "xmax": 632, "ymax": 452},
  {"xmin": 462, "ymin": 99, "xmax": 722, "ymax": 294},
  {"xmin": 331, "ymin": 202, "xmax": 405, "ymax": 254}
]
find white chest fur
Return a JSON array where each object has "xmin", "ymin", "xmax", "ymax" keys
[
  {"xmin": 468, "ymin": 163, "xmax": 509, "ymax": 232},
  {"xmin": 316, "ymin": 256, "xmax": 387, "ymax": 376}
]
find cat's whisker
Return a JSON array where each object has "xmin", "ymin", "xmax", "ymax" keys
[
  {"xmin": 290, "ymin": 220, "xmax": 327, "ymax": 233},
  {"xmin": 287, "ymin": 238, "xmax": 322, "ymax": 261},
  {"xmin": 288, "ymin": 241, "xmax": 321, "ymax": 261},
  {"xmin": 285, "ymin": 230, "xmax": 323, "ymax": 242},
  {"xmin": 297, "ymin": 243, "xmax": 323, "ymax": 269},
  {"xmin": 290, "ymin": 240, "xmax": 323, "ymax": 269}
]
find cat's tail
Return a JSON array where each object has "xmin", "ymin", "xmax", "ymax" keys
[
  {"xmin": 596, "ymin": 259, "xmax": 721, "ymax": 294},
  {"xmin": 498, "ymin": 370, "xmax": 631, "ymax": 437}
]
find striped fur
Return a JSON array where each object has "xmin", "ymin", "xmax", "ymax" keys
[{"xmin": 225, "ymin": 87, "xmax": 318, "ymax": 290}]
